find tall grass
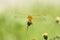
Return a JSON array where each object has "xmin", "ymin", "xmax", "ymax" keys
[{"xmin": 0, "ymin": 1, "xmax": 60, "ymax": 40}]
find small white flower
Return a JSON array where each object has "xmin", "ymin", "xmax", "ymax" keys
[
  {"xmin": 42, "ymin": 33, "xmax": 48, "ymax": 36},
  {"xmin": 55, "ymin": 17, "xmax": 60, "ymax": 23}
]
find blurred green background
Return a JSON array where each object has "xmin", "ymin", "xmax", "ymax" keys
[{"xmin": 0, "ymin": 0, "xmax": 60, "ymax": 40}]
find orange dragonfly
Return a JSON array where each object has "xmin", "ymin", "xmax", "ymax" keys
[{"xmin": 27, "ymin": 15, "xmax": 32, "ymax": 26}]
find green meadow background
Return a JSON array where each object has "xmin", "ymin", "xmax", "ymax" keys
[{"xmin": 0, "ymin": 0, "xmax": 60, "ymax": 40}]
